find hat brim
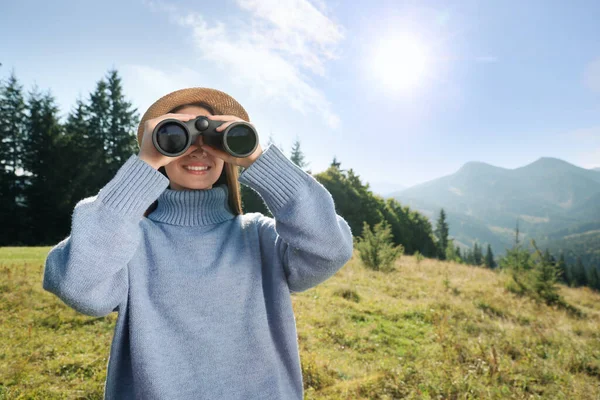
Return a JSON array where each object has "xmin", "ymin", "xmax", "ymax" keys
[{"xmin": 137, "ymin": 87, "xmax": 249, "ymax": 145}]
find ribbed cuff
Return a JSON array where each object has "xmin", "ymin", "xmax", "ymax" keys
[
  {"xmin": 97, "ymin": 154, "xmax": 170, "ymax": 218},
  {"xmin": 238, "ymin": 144, "xmax": 311, "ymax": 214}
]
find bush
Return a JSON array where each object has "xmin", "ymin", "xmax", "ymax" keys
[
  {"xmin": 415, "ymin": 250, "xmax": 424, "ymax": 264},
  {"xmin": 353, "ymin": 220, "xmax": 403, "ymax": 272}
]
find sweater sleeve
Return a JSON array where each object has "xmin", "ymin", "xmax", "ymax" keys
[
  {"xmin": 238, "ymin": 144, "xmax": 353, "ymax": 293},
  {"xmin": 42, "ymin": 154, "xmax": 169, "ymax": 317}
]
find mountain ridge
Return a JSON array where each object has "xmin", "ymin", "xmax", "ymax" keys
[{"xmin": 386, "ymin": 156, "xmax": 600, "ymax": 268}]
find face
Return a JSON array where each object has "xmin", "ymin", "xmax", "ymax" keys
[{"xmin": 164, "ymin": 105, "xmax": 226, "ymax": 191}]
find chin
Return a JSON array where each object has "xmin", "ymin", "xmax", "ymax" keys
[{"xmin": 176, "ymin": 175, "xmax": 220, "ymax": 190}]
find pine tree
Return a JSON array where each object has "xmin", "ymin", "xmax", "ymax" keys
[
  {"xmin": 464, "ymin": 248, "xmax": 474, "ymax": 265},
  {"xmin": 63, "ymin": 97, "xmax": 95, "ymax": 204},
  {"xmin": 105, "ymin": 69, "xmax": 139, "ymax": 168},
  {"xmin": 20, "ymin": 86, "xmax": 65, "ymax": 244},
  {"xmin": 240, "ymin": 184, "xmax": 272, "ymax": 217},
  {"xmin": 434, "ymin": 208, "xmax": 449, "ymax": 260},
  {"xmin": 0, "ymin": 71, "xmax": 28, "ymax": 245},
  {"xmin": 81, "ymin": 69, "xmax": 139, "ymax": 192},
  {"xmin": 330, "ymin": 156, "xmax": 341, "ymax": 169},
  {"xmin": 565, "ymin": 262, "xmax": 575, "ymax": 287},
  {"xmin": 84, "ymin": 76, "xmax": 111, "ymax": 190},
  {"xmin": 445, "ymin": 238, "xmax": 459, "ymax": 262},
  {"xmin": 498, "ymin": 221, "xmax": 533, "ymax": 294},
  {"xmin": 530, "ymin": 239, "xmax": 561, "ymax": 305},
  {"xmin": 289, "ymin": 137, "xmax": 309, "ymax": 170},
  {"xmin": 484, "ymin": 244, "xmax": 496, "ymax": 268},
  {"xmin": 586, "ymin": 266, "xmax": 600, "ymax": 291},
  {"xmin": 556, "ymin": 253, "xmax": 567, "ymax": 284},
  {"xmin": 354, "ymin": 220, "xmax": 403, "ymax": 272},
  {"xmin": 455, "ymin": 246, "xmax": 462, "ymax": 262},
  {"xmin": 473, "ymin": 242, "xmax": 483, "ymax": 266},
  {"xmin": 573, "ymin": 257, "xmax": 587, "ymax": 287}
]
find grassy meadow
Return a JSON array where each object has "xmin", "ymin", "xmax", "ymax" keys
[{"xmin": 1, "ymin": 246, "xmax": 599, "ymax": 399}]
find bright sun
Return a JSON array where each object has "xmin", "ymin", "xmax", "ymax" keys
[{"xmin": 371, "ymin": 35, "xmax": 430, "ymax": 92}]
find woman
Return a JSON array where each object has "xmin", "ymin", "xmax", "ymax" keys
[{"xmin": 43, "ymin": 87, "xmax": 354, "ymax": 399}]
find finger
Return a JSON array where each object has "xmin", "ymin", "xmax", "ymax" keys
[
  {"xmin": 216, "ymin": 121, "xmax": 237, "ymax": 132},
  {"xmin": 206, "ymin": 114, "xmax": 240, "ymax": 122},
  {"xmin": 174, "ymin": 114, "xmax": 198, "ymax": 121}
]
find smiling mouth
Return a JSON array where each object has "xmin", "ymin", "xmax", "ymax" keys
[{"xmin": 183, "ymin": 166, "xmax": 212, "ymax": 175}]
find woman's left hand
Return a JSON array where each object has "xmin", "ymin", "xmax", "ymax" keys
[{"xmin": 201, "ymin": 115, "xmax": 263, "ymax": 169}]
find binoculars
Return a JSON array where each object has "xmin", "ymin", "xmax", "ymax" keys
[{"xmin": 152, "ymin": 116, "xmax": 259, "ymax": 158}]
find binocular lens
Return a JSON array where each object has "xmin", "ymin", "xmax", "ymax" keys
[
  {"xmin": 226, "ymin": 125, "xmax": 256, "ymax": 155},
  {"xmin": 156, "ymin": 123, "xmax": 187, "ymax": 154}
]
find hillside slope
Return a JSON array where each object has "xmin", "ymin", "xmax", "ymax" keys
[
  {"xmin": 390, "ymin": 157, "xmax": 600, "ymax": 267},
  {"xmin": 1, "ymin": 247, "xmax": 599, "ymax": 399}
]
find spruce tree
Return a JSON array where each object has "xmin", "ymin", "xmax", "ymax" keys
[
  {"xmin": 455, "ymin": 246, "xmax": 462, "ymax": 263},
  {"xmin": 434, "ymin": 208, "xmax": 449, "ymax": 260},
  {"xmin": 464, "ymin": 248, "xmax": 474, "ymax": 265},
  {"xmin": 573, "ymin": 257, "xmax": 587, "ymax": 287},
  {"xmin": 330, "ymin": 156, "xmax": 341, "ymax": 169},
  {"xmin": 354, "ymin": 220, "xmax": 403, "ymax": 272},
  {"xmin": 84, "ymin": 76, "xmax": 111, "ymax": 191},
  {"xmin": 81, "ymin": 69, "xmax": 139, "ymax": 193},
  {"xmin": 63, "ymin": 97, "xmax": 95, "ymax": 204},
  {"xmin": 587, "ymin": 266, "xmax": 600, "ymax": 291},
  {"xmin": 240, "ymin": 184, "xmax": 271, "ymax": 216},
  {"xmin": 531, "ymin": 239, "xmax": 561, "ymax": 305},
  {"xmin": 290, "ymin": 137, "xmax": 309, "ymax": 170},
  {"xmin": 0, "ymin": 71, "xmax": 28, "ymax": 245},
  {"xmin": 473, "ymin": 242, "xmax": 483, "ymax": 266},
  {"xmin": 20, "ymin": 86, "xmax": 65, "ymax": 244},
  {"xmin": 105, "ymin": 69, "xmax": 139, "ymax": 168},
  {"xmin": 445, "ymin": 238, "xmax": 458, "ymax": 262},
  {"xmin": 556, "ymin": 253, "xmax": 567, "ymax": 284},
  {"xmin": 484, "ymin": 244, "xmax": 496, "ymax": 268}
]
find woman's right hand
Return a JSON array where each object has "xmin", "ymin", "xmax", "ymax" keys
[{"xmin": 137, "ymin": 113, "xmax": 201, "ymax": 170}]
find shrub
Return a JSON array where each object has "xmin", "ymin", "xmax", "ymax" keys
[{"xmin": 353, "ymin": 220, "xmax": 404, "ymax": 272}]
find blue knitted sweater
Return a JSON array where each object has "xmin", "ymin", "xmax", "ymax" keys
[{"xmin": 42, "ymin": 144, "xmax": 354, "ymax": 400}]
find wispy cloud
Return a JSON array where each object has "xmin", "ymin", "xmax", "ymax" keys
[
  {"xmin": 142, "ymin": 0, "xmax": 345, "ymax": 128},
  {"xmin": 584, "ymin": 57, "xmax": 600, "ymax": 92}
]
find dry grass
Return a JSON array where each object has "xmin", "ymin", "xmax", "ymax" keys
[{"xmin": 1, "ymin": 247, "xmax": 599, "ymax": 399}]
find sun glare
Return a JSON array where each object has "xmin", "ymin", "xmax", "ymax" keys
[{"xmin": 371, "ymin": 35, "xmax": 430, "ymax": 92}]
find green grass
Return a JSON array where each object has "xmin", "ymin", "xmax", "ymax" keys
[{"xmin": 1, "ymin": 246, "xmax": 600, "ymax": 399}]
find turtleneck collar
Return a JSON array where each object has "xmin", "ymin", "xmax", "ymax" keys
[{"xmin": 147, "ymin": 183, "xmax": 236, "ymax": 226}]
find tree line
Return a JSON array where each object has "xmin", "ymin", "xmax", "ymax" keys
[
  {"xmin": 2, "ymin": 66, "xmax": 596, "ymax": 294},
  {"xmin": 432, "ymin": 209, "xmax": 599, "ymax": 292},
  {"xmin": 0, "ymin": 68, "xmax": 439, "ymax": 259}
]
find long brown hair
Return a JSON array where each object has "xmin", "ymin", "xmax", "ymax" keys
[{"xmin": 143, "ymin": 101, "xmax": 244, "ymax": 218}]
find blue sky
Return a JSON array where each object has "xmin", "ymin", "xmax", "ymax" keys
[{"xmin": 2, "ymin": 0, "xmax": 599, "ymax": 193}]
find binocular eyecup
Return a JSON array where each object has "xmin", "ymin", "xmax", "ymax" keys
[{"xmin": 152, "ymin": 116, "xmax": 259, "ymax": 158}]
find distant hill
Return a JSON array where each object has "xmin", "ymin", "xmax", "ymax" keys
[
  {"xmin": 367, "ymin": 181, "xmax": 406, "ymax": 197},
  {"xmin": 388, "ymin": 157, "xmax": 600, "ymax": 267}
]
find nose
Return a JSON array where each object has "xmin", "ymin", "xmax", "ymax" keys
[
  {"xmin": 189, "ymin": 143, "xmax": 208, "ymax": 157},
  {"xmin": 193, "ymin": 135, "xmax": 204, "ymax": 147}
]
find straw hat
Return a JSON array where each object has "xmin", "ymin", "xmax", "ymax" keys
[{"xmin": 136, "ymin": 87, "xmax": 250, "ymax": 145}]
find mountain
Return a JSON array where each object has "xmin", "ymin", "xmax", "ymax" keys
[
  {"xmin": 388, "ymin": 157, "xmax": 600, "ymax": 266},
  {"xmin": 593, "ymin": 167, "xmax": 600, "ymax": 172}
]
